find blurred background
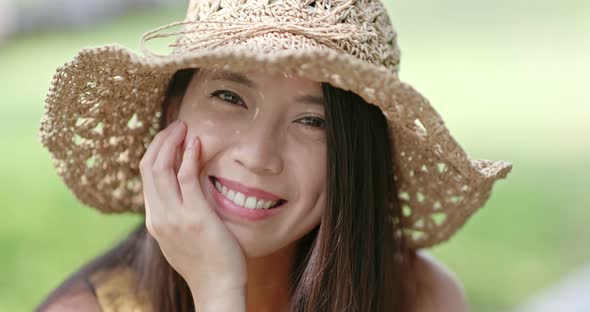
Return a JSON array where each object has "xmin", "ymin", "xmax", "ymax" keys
[{"xmin": 0, "ymin": 0, "xmax": 588, "ymax": 311}]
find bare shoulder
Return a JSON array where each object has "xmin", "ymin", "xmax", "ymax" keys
[
  {"xmin": 36, "ymin": 278, "xmax": 102, "ymax": 312},
  {"xmin": 411, "ymin": 250, "xmax": 470, "ymax": 312}
]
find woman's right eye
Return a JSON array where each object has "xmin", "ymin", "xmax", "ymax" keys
[{"xmin": 209, "ymin": 90, "xmax": 247, "ymax": 108}]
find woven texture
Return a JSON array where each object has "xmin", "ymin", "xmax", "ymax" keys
[{"xmin": 39, "ymin": 0, "xmax": 512, "ymax": 249}]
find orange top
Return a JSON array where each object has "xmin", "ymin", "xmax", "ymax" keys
[{"xmin": 88, "ymin": 266, "xmax": 152, "ymax": 312}]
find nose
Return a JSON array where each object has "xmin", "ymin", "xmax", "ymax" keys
[{"xmin": 230, "ymin": 118, "xmax": 284, "ymax": 175}]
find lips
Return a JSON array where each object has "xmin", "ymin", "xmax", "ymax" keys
[
  {"xmin": 208, "ymin": 176, "xmax": 287, "ymax": 221},
  {"xmin": 209, "ymin": 176, "xmax": 287, "ymax": 209}
]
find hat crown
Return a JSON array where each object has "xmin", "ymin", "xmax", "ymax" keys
[{"xmin": 175, "ymin": 0, "xmax": 400, "ymax": 74}]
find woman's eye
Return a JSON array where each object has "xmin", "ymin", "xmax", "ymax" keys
[
  {"xmin": 297, "ymin": 116, "xmax": 326, "ymax": 129},
  {"xmin": 210, "ymin": 90, "xmax": 246, "ymax": 108}
]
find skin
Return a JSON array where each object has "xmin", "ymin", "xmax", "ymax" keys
[
  {"xmin": 137, "ymin": 68, "xmax": 470, "ymax": 312},
  {"xmin": 139, "ymin": 69, "xmax": 328, "ymax": 311}
]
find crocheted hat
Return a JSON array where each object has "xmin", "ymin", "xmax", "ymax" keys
[{"xmin": 39, "ymin": 0, "xmax": 512, "ymax": 249}]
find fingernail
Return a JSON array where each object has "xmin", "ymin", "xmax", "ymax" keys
[{"xmin": 187, "ymin": 136, "xmax": 198, "ymax": 149}]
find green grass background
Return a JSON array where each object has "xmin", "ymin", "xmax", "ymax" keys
[{"xmin": 1, "ymin": 1, "xmax": 589, "ymax": 311}]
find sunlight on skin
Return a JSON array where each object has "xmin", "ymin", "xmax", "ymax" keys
[{"xmin": 166, "ymin": 68, "xmax": 329, "ymax": 311}]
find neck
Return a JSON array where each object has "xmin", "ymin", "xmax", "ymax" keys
[{"xmin": 245, "ymin": 241, "xmax": 297, "ymax": 312}]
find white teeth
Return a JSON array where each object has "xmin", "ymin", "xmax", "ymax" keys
[
  {"xmin": 227, "ymin": 189, "xmax": 236, "ymax": 201},
  {"xmin": 213, "ymin": 178, "xmax": 282, "ymax": 210},
  {"xmin": 233, "ymin": 192, "xmax": 246, "ymax": 206},
  {"xmin": 244, "ymin": 196, "xmax": 257, "ymax": 209}
]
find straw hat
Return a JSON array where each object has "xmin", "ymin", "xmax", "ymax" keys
[{"xmin": 39, "ymin": 0, "xmax": 512, "ymax": 249}]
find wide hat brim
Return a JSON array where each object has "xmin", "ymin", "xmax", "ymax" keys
[{"xmin": 40, "ymin": 40, "xmax": 511, "ymax": 249}]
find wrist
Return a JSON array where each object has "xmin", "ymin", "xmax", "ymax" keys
[{"xmin": 190, "ymin": 284, "xmax": 246, "ymax": 312}]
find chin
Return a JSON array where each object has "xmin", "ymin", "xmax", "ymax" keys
[{"xmin": 225, "ymin": 223, "xmax": 290, "ymax": 259}]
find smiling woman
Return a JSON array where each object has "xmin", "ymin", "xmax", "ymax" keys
[
  {"xmin": 35, "ymin": 0, "xmax": 510, "ymax": 311},
  {"xmin": 163, "ymin": 68, "xmax": 330, "ymax": 262}
]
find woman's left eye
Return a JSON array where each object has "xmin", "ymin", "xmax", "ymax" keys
[
  {"xmin": 210, "ymin": 90, "xmax": 247, "ymax": 108},
  {"xmin": 297, "ymin": 116, "xmax": 326, "ymax": 129}
]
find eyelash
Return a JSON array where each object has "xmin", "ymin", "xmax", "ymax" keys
[
  {"xmin": 210, "ymin": 90, "xmax": 246, "ymax": 107},
  {"xmin": 209, "ymin": 90, "xmax": 326, "ymax": 130}
]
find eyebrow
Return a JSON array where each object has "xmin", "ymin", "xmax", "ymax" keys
[
  {"xmin": 210, "ymin": 70, "xmax": 257, "ymax": 88},
  {"xmin": 294, "ymin": 94, "xmax": 326, "ymax": 107},
  {"xmin": 210, "ymin": 70, "xmax": 325, "ymax": 106}
]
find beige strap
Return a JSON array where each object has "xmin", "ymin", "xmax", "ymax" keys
[{"xmin": 89, "ymin": 267, "xmax": 152, "ymax": 312}]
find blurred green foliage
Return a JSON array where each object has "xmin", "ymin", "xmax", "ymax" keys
[{"xmin": 1, "ymin": 1, "xmax": 588, "ymax": 311}]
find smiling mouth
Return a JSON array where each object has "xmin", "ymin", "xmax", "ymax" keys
[{"xmin": 209, "ymin": 176, "xmax": 286, "ymax": 210}]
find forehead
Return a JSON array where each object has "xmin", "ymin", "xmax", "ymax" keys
[{"xmin": 196, "ymin": 68, "xmax": 322, "ymax": 92}]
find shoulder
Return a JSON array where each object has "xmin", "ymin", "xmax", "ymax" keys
[
  {"xmin": 411, "ymin": 250, "xmax": 470, "ymax": 312},
  {"xmin": 35, "ymin": 278, "xmax": 101, "ymax": 312},
  {"xmin": 37, "ymin": 266, "xmax": 150, "ymax": 312}
]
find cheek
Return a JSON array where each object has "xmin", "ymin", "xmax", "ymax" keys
[
  {"xmin": 289, "ymin": 143, "xmax": 327, "ymax": 204},
  {"xmin": 179, "ymin": 109, "xmax": 243, "ymax": 160},
  {"xmin": 305, "ymin": 148, "xmax": 327, "ymax": 224},
  {"xmin": 180, "ymin": 96, "xmax": 250, "ymax": 136}
]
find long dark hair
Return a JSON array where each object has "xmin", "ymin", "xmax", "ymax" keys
[{"xmin": 37, "ymin": 69, "xmax": 419, "ymax": 311}]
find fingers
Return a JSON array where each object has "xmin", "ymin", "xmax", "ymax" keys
[
  {"xmin": 152, "ymin": 122, "xmax": 187, "ymax": 207},
  {"xmin": 140, "ymin": 120, "xmax": 186, "ymax": 236},
  {"xmin": 142, "ymin": 120, "xmax": 181, "ymax": 165},
  {"xmin": 141, "ymin": 155, "xmax": 163, "ymax": 236},
  {"xmin": 178, "ymin": 136, "xmax": 212, "ymax": 218},
  {"xmin": 142, "ymin": 188, "xmax": 158, "ymax": 237}
]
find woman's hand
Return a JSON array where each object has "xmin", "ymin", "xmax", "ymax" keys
[{"xmin": 139, "ymin": 120, "xmax": 247, "ymax": 309}]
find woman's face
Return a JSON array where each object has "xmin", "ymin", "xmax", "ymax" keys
[{"xmin": 173, "ymin": 68, "xmax": 327, "ymax": 258}]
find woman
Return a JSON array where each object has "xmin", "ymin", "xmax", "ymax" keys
[{"xmin": 36, "ymin": 0, "xmax": 512, "ymax": 311}]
